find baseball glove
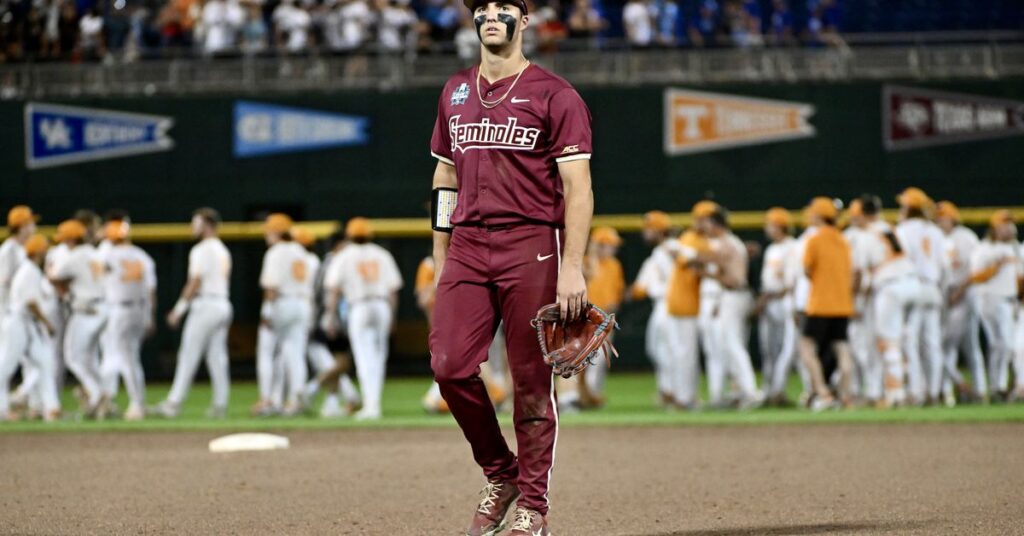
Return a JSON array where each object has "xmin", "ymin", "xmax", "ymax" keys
[{"xmin": 531, "ymin": 303, "xmax": 619, "ymax": 379}]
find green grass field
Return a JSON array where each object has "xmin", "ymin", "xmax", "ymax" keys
[{"xmin": 3, "ymin": 373, "xmax": 1022, "ymax": 433}]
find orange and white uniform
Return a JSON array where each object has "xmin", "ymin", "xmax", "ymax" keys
[
  {"xmin": 940, "ymin": 216, "xmax": 986, "ymax": 398},
  {"xmin": 661, "ymin": 230, "xmax": 706, "ymax": 407},
  {"xmin": 707, "ymin": 232, "xmax": 761, "ymax": 407},
  {"xmin": 51, "ymin": 241, "xmax": 108, "ymax": 409},
  {"xmin": 867, "ymin": 232, "xmax": 919, "ymax": 406},
  {"xmin": 101, "ymin": 240, "xmax": 156, "ymax": 415},
  {"xmin": 260, "ymin": 239, "xmax": 313, "ymax": 409},
  {"xmin": 632, "ymin": 240, "xmax": 675, "ymax": 396},
  {"xmin": 895, "ymin": 217, "xmax": 948, "ymax": 402},
  {"xmin": 844, "ymin": 218, "xmax": 891, "ymax": 402},
  {"xmin": 583, "ymin": 253, "xmax": 624, "ymax": 396},
  {"xmin": 323, "ymin": 239, "xmax": 402, "ymax": 419},
  {"xmin": 760, "ymin": 234, "xmax": 798, "ymax": 398},
  {"xmin": 970, "ymin": 238, "xmax": 1022, "ymax": 394}
]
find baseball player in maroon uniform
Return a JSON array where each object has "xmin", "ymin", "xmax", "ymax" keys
[{"xmin": 428, "ymin": 1, "xmax": 594, "ymax": 534}]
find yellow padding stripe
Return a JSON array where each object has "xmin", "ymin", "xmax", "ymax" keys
[{"xmin": 5, "ymin": 207, "xmax": 1021, "ymax": 242}]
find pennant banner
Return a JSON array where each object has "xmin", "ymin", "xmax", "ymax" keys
[
  {"xmin": 234, "ymin": 101, "xmax": 370, "ymax": 158},
  {"xmin": 883, "ymin": 85, "xmax": 1024, "ymax": 151},
  {"xmin": 25, "ymin": 103, "xmax": 174, "ymax": 169},
  {"xmin": 664, "ymin": 88, "xmax": 816, "ymax": 156}
]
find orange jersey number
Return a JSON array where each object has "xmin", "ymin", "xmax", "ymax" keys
[
  {"xmin": 120, "ymin": 260, "xmax": 144, "ymax": 283},
  {"xmin": 357, "ymin": 261, "xmax": 380, "ymax": 283},
  {"xmin": 292, "ymin": 260, "xmax": 307, "ymax": 282}
]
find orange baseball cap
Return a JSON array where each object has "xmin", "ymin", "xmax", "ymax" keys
[
  {"xmin": 643, "ymin": 211, "xmax": 671, "ymax": 232},
  {"xmin": 935, "ymin": 201, "xmax": 960, "ymax": 222},
  {"xmin": 345, "ymin": 217, "xmax": 373, "ymax": 239},
  {"xmin": 24, "ymin": 234, "xmax": 49, "ymax": 256},
  {"xmin": 7, "ymin": 205, "xmax": 39, "ymax": 228},
  {"xmin": 264, "ymin": 213, "xmax": 293, "ymax": 234},
  {"xmin": 591, "ymin": 226, "xmax": 622, "ymax": 246},
  {"xmin": 989, "ymin": 209, "xmax": 1014, "ymax": 228},
  {"xmin": 104, "ymin": 220, "xmax": 130, "ymax": 241},
  {"xmin": 691, "ymin": 200, "xmax": 719, "ymax": 219},
  {"xmin": 896, "ymin": 187, "xmax": 931, "ymax": 209},
  {"xmin": 56, "ymin": 219, "xmax": 87, "ymax": 241},
  {"xmin": 806, "ymin": 197, "xmax": 839, "ymax": 220},
  {"xmin": 765, "ymin": 207, "xmax": 792, "ymax": 227},
  {"xmin": 292, "ymin": 227, "xmax": 315, "ymax": 247}
]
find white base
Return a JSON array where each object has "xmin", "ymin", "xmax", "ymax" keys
[{"xmin": 208, "ymin": 433, "xmax": 290, "ymax": 453}]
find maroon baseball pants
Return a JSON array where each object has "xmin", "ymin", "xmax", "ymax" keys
[{"xmin": 430, "ymin": 223, "xmax": 561, "ymax": 516}]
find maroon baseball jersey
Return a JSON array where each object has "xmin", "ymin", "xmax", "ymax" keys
[{"xmin": 430, "ymin": 64, "xmax": 593, "ymax": 227}]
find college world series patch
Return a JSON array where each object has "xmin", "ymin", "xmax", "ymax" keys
[{"xmin": 451, "ymin": 83, "xmax": 470, "ymax": 106}]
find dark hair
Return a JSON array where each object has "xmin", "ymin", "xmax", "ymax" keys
[
  {"xmin": 280, "ymin": 231, "xmax": 293, "ymax": 242},
  {"xmin": 821, "ymin": 216, "xmax": 836, "ymax": 226},
  {"xmin": 193, "ymin": 207, "xmax": 221, "ymax": 226},
  {"xmin": 351, "ymin": 236, "xmax": 370, "ymax": 245},
  {"xmin": 73, "ymin": 209, "xmax": 101, "ymax": 228},
  {"xmin": 327, "ymin": 230, "xmax": 346, "ymax": 248},
  {"xmin": 860, "ymin": 194, "xmax": 881, "ymax": 216},
  {"xmin": 882, "ymin": 232, "xmax": 902, "ymax": 254},
  {"xmin": 905, "ymin": 207, "xmax": 927, "ymax": 220},
  {"xmin": 104, "ymin": 209, "xmax": 130, "ymax": 222},
  {"xmin": 710, "ymin": 207, "xmax": 729, "ymax": 228}
]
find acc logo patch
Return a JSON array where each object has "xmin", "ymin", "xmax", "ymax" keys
[
  {"xmin": 561, "ymin": 144, "xmax": 580, "ymax": 154},
  {"xmin": 451, "ymin": 83, "xmax": 470, "ymax": 106}
]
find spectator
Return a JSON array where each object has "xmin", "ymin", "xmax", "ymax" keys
[
  {"xmin": 420, "ymin": 0, "xmax": 459, "ymax": 45},
  {"xmin": 273, "ymin": 0, "xmax": 313, "ymax": 53},
  {"xmin": 804, "ymin": 0, "xmax": 843, "ymax": 47},
  {"xmin": 652, "ymin": 0, "xmax": 680, "ymax": 47},
  {"xmin": 566, "ymin": 0, "xmax": 604, "ymax": 43},
  {"xmin": 324, "ymin": 0, "xmax": 372, "ymax": 53},
  {"xmin": 722, "ymin": 0, "xmax": 759, "ymax": 47},
  {"xmin": 78, "ymin": 7, "xmax": 106, "ymax": 60},
  {"xmin": 374, "ymin": 0, "xmax": 416, "ymax": 54},
  {"xmin": 21, "ymin": 6, "xmax": 46, "ymax": 59},
  {"xmin": 687, "ymin": 0, "xmax": 719, "ymax": 48},
  {"xmin": 767, "ymin": 0, "xmax": 795, "ymax": 46},
  {"xmin": 239, "ymin": 0, "xmax": 267, "ymax": 54},
  {"xmin": 452, "ymin": 9, "xmax": 476, "ymax": 61},
  {"xmin": 157, "ymin": 0, "xmax": 198, "ymax": 50},
  {"xmin": 202, "ymin": 0, "xmax": 244, "ymax": 55},
  {"xmin": 622, "ymin": 0, "xmax": 653, "ymax": 48},
  {"xmin": 57, "ymin": 1, "xmax": 79, "ymax": 59},
  {"xmin": 534, "ymin": 5, "xmax": 567, "ymax": 53}
]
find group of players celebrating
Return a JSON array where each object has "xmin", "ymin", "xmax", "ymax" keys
[
  {"xmin": 0, "ymin": 206, "xmax": 403, "ymax": 423},
  {"xmin": 629, "ymin": 190, "xmax": 1024, "ymax": 412}
]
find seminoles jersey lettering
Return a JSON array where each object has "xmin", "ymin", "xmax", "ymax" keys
[
  {"xmin": 431, "ymin": 64, "xmax": 593, "ymax": 227},
  {"xmin": 449, "ymin": 116, "xmax": 541, "ymax": 153}
]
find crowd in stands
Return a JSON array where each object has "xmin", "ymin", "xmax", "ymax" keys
[{"xmin": 0, "ymin": 0, "xmax": 1018, "ymax": 63}]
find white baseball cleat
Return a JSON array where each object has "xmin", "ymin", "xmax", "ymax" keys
[
  {"xmin": 354, "ymin": 408, "xmax": 381, "ymax": 421},
  {"xmin": 124, "ymin": 404, "xmax": 145, "ymax": 421},
  {"xmin": 319, "ymin": 396, "xmax": 345, "ymax": 418},
  {"xmin": 149, "ymin": 400, "xmax": 180, "ymax": 418}
]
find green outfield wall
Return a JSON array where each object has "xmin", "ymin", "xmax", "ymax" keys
[{"xmin": 2, "ymin": 79, "xmax": 1022, "ymax": 378}]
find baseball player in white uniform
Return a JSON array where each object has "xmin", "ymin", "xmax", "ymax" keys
[
  {"xmin": 894, "ymin": 188, "xmax": 947, "ymax": 404},
  {"xmin": 631, "ymin": 211, "xmax": 676, "ymax": 404},
  {"xmin": 96, "ymin": 210, "xmax": 131, "ymax": 411},
  {"xmin": 42, "ymin": 232, "xmax": 70, "ymax": 394},
  {"xmin": 258, "ymin": 213, "xmax": 312, "ymax": 416},
  {"xmin": 1, "ymin": 207, "xmax": 37, "ymax": 415},
  {"xmin": 323, "ymin": 217, "xmax": 402, "ymax": 420},
  {"xmin": 958, "ymin": 210, "xmax": 1021, "ymax": 401},
  {"xmin": 757, "ymin": 208, "xmax": 798, "ymax": 404},
  {"xmin": 101, "ymin": 220, "xmax": 157, "ymax": 420},
  {"xmin": 155, "ymin": 208, "xmax": 233, "ymax": 418},
  {"xmin": 842, "ymin": 197, "xmax": 887, "ymax": 404},
  {"xmin": 50, "ymin": 219, "xmax": 110, "ymax": 416},
  {"xmin": 0, "ymin": 234, "xmax": 61, "ymax": 421},
  {"xmin": 696, "ymin": 203, "xmax": 762, "ymax": 409},
  {"xmin": 935, "ymin": 201, "xmax": 987, "ymax": 402}
]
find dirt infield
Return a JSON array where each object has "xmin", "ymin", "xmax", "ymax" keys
[{"xmin": 0, "ymin": 424, "xmax": 1021, "ymax": 535}]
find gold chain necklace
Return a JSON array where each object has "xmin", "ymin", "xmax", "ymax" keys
[{"xmin": 476, "ymin": 61, "xmax": 530, "ymax": 109}]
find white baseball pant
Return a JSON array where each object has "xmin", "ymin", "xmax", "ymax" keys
[
  {"xmin": 874, "ymin": 277, "xmax": 919, "ymax": 405},
  {"xmin": 942, "ymin": 292, "xmax": 987, "ymax": 397},
  {"xmin": 646, "ymin": 302, "xmax": 672, "ymax": 396},
  {"xmin": 905, "ymin": 282, "xmax": 944, "ymax": 402},
  {"xmin": 709, "ymin": 290, "xmax": 759, "ymax": 404},
  {"xmin": 847, "ymin": 298, "xmax": 883, "ymax": 402},
  {"xmin": 348, "ymin": 299, "xmax": 392, "ymax": 417},
  {"xmin": 0, "ymin": 315, "xmax": 60, "ymax": 416},
  {"xmin": 759, "ymin": 296, "xmax": 802, "ymax": 398},
  {"xmin": 166, "ymin": 298, "xmax": 232, "ymax": 409},
  {"xmin": 977, "ymin": 295, "xmax": 1015, "ymax": 394},
  {"xmin": 102, "ymin": 303, "xmax": 148, "ymax": 410},
  {"xmin": 63, "ymin": 306, "xmax": 108, "ymax": 408},
  {"xmin": 664, "ymin": 315, "xmax": 699, "ymax": 406},
  {"xmin": 698, "ymin": 292, "xmax": 721, "ymax": 404}
]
